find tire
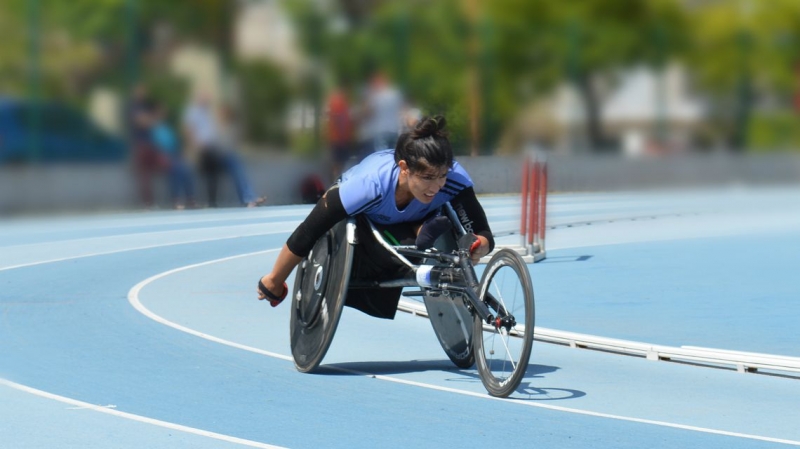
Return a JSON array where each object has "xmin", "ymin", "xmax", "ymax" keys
[
  {"xmin": 422, "ymin": 229, "xmax": 474, "ymax": 368},
  {"xmin": 422, "ymin": 291, "xmax": 475, "ymax": 368},
  {"xmin": 473, "ymin": 249, "xmax": 535, "ymax": 398},
  {"xmin": 290, "ymin": 219, "xmax": 354, "ymax": 373}
]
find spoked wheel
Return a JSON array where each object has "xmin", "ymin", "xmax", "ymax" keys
[
  {"xmin": 290, "ymin": 219, "xmax": 354, "ymax": 373},
  {"xmin": 473, "ymin": 249, "xmax": 535, "ymax": 398}
]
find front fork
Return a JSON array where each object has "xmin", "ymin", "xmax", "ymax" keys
[
  {"xmin": 454, "ymin": 247, "xmax": 499, "ymax": 326},
  {"xmin": 455, "ymin": 247, "xmax": 518, "ymax": 333}
]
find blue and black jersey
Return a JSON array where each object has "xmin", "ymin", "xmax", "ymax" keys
[
  {"xmin": 286, "ymin": 150, "xmax": 493, "ymax": 258},
  {"xmin": 339, "ymin": 149, "xmax": 473, "ymax": 224}
]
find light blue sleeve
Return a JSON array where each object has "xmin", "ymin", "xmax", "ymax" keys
[
  {"xmin": 451, "ymin": 161, "xmax": 474, "ymax": 187},
  {"xmin": 338, "ymin": 175, "xmax": 383, "ymax": 216}
]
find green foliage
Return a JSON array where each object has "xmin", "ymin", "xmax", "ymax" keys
[
  {"xmin": 0, "ymin": 0, "xmax": 236, "ymax": 100},
  {"xmin": 289, "ymin": 130, "xmax": 319, "ymax": 159},
  {"xmin": 688, "ymin": 0, "xmax": 800, "ymax": 148},
  {"xmin": 690, "ymin": 0, "xmax": 800, "ymax": 96},
  {"xmin": 235, "ymin": 61, "xmax": 291, "ymax": 146},
  {"xmin": 143, "ymin": 73, "xmax": 189, "ymax": 124},
  {"xmin": 284, "ymin": 0, "xmax": 692, "ymax": 152},
  {"xmin": 748, "ymin": 112, "xmax": 800, "ymax": 152},
  {"xmin": 377, "ymin": 1, "xmax": 472, "ymax": 150},
  {"xmin": 7, "ymin": 0, "xmax": 800, "ymax": 154}
]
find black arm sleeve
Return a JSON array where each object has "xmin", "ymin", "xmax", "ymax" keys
[
  {"xmin": 286, "ymin": 186, "xmax": 349, "ymax": 257},
  {"xmin": 450, "ymin": 186, "xmax": 495, "ymax": 253}
]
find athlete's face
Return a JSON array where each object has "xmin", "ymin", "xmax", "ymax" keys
[{"xmin": 406, "ymin": 163, "xmax": 448, "ymax": 204}]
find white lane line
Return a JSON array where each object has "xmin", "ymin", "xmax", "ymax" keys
[
  {"xmin": 0, "ymin": 230, "xmax": 291, "ymax": 273},
  {"xmin": 339, "ymin": 368, "xmax": 800, "ymax": 446},
  {"xmin": 0, "ymin": 207, "xmax": 312, "ymax": 237},
  {"xmin": 129, "ymin": 253, "xmax": 800, "ymax": 447},
  {"xmin": 128, "ymin": 249, "xmax": 292, "ymax": 363},
  {"xmin": 67, "ymin": 404, "xmax": 117, "ymax": 410},
  {"xmin": 1, "ymin": 220, "xmax": 299, "ymax": 251},
  {"xmin": 0, "ymin": 379, "xmax": 286, "ymax": 449}
]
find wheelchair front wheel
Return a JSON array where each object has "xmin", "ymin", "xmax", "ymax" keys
[{"xmin": 473, "ymin": 249, "xmax": 535, "ymax": 398}]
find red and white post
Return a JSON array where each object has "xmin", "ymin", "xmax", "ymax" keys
[{"xmin": 520, "ymin": 151, "xmax": 547, "ymax": 262}]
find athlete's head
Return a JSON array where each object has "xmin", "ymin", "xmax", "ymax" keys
[
  {"xmin": 395, "ymin": 115, "xmax": 453, "ymax": 170},
  {"xmin": 395, "ymin": 115, "xmax": 453, "ymax": 204}
]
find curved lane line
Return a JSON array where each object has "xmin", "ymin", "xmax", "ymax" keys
[
  {"xmin": 0, "ymin": 379, "xmax": 286, "ymax": 449},
  {"xmin": 0, "ymin": 230, "xmax": 292, "ymax": 273},
  {"xmin": 0, "ymin": 208, "xmax": 309, "ymax": 242},
  {"xmin": 1, "ymin": 247, "xmax": 290, "ymax": 448},
  {"xmin": 129, "ymin": 251, "xmax": 800, "ymax": 447},
  {"xmin": 127, "ymin": 249, "xmax": 292, "ymax": 362}
]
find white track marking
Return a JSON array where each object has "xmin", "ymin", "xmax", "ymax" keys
[
  {"xmin": 67, "ymin": 404, "xmax": 116, "ymax": 410},
  {"xmin": 127, "ymin": 249, "xmax": 293, "ymax": 363},
  {"xmin": 0, "ymin": 209, "xmax": 310, "ymax": 240},
  {"xmin": 128, "ymin": 252, "xmax": 800, "ymax": 447},
  {"xmin": 0, "ymin": 379, "xmax": 286, "ymax": 449},
  {"xmin": 2, "ymin": 220, "xmax": 299, "ymax": 251},
  {"xmin": 7, "ymin": 196, "xmax": 798, "ymax": 445},
  {"xmin": 343, "ymin": 369, "xmax": 800, "ymax": 446},
  {"xmin": 0, "ymin": 229, "xmax": 292, "ymax": 273}
]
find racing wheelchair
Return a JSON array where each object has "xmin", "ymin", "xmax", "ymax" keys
[{"xmin": 289, "ymin": 203, "xmax": 535, "ymax": 398}]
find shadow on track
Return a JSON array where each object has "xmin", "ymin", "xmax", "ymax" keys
[{"xmin": 313, "ymin": 361, "xmax": 582, "ymax": 400}]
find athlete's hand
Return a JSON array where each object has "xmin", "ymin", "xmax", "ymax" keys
[
  {"xmin": 257, "ymin": 275, "xmax": 287, "ymax": 307},
  {"xmin": 470, "ymin": 234, "xmax": 490, "ymax": 264}
]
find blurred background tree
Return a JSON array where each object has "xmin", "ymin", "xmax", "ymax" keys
[
  {"xmin": 0, "ymin": 0, "xmax": 233, "ymax": 114},
  {"xmin": 284, "ymin": 0, "xmax": 690, "ymax": 154},
  {"xmin": 3, "ymin": 0, "xmax": 800, "ymax": 161},
  {"xmin": 689, "ymin": 0, "xmax": 800, "ymax": 151}
]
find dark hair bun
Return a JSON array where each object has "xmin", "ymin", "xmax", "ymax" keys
[{"xmin": 411, "ymin": 115, "xmax": 447, "ymax": 139}]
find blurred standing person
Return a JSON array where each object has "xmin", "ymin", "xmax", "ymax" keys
[
  {"xmin": 182, "ymin": 91, "xmax": 224, "ymax": 207},
  {"xmin": 401, "ymin": 100, "xmax": 422, "ymax": 134},
  {"xmin": 216, "ymin": 104, "xmax": 265, "ymax": 208},
  {"xmin": 326, "ymin": 87, "xmax": 354, "ymax": 182},
  {"xmin": 127, "ymin": 84, "xmax": 162, "ymax": 208},
  {"xmin": 364, "ymin": 72, "xmax": 403, "ymax": 155},
  {"xmin": 352, "ymin": 85, "xmax": 373, "ymax": 162},
  {"xmin": 152, "ymin": 105, "xmax": 195, "ymax": 210}
]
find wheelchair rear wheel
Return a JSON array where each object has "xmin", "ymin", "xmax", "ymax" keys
[
  {"xmin": 473, "ymin": 249, "xmax": 535, "ymax": 398},
  {"xmin": 290, "ymin": 219, "xmax": 354, "ymax": 372}
]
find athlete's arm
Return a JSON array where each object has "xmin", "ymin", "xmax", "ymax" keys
[
  {"xmin": 258, "ymin": 187, "xmax": 348, "ymax": 300},
  {"xmin": 450, "ymin": 186, "xmax": 494, "ymax": 262},
  {"xmin": 286, "ymin": 187, "xmax": 348, "ymax": 257}
]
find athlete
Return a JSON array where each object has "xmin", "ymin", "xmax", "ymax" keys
[{"xmin": 257, "ymin": 115, "xmax": 495, "ymax": 318}]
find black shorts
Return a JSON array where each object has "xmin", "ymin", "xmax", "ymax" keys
[{"xmin": 344, "ymin": 215, "xmax": 421, "ymax": 320}]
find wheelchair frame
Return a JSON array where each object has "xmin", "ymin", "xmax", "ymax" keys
[{"xmin": 290, "ymin": 202, "xmax": 534, "ymax": 398}]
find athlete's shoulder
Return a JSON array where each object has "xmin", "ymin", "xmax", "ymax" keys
[
  {"xmin": 339, "ymin": 150, "xmax": 396, "ymax": 215},
  {"xmin": 444, "ymin": 160, "xmax": 473, "ymax": 192}
]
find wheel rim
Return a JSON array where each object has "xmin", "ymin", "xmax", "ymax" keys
[
  {"xmin": 475, "ymin": 251, "xmax": 534, "ymax": 396},
  {"xmin": 290, "ymin": 219, "xmax": 353, "ymax": 373},
  {"xmin": 297, "ymin": 235, "xmax": 332, "ymax": 328}
]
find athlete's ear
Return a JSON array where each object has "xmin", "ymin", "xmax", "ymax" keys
[{"xmin": 397, "ymin": 160, "xmax": 409, "ymax": 173}]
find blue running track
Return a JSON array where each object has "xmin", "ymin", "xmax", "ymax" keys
[{"xmin": 1, "ymin": 186, "xmax": 799, "ymax": 448}]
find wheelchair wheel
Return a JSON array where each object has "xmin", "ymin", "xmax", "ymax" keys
[
  {"xmin": 473, "ymin": 249, "xmax": 535, "ymax": 398},
  {"xmin": 422, "ymin": 228, "xmax": 474, "ymax": 368},
  {"xmin": 290, "ymin": 219, "xmax": 354, "ymax": 373},
  {"xmin": 422, "ymin": 291, "xmax": 475, "ymax": 368}
]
